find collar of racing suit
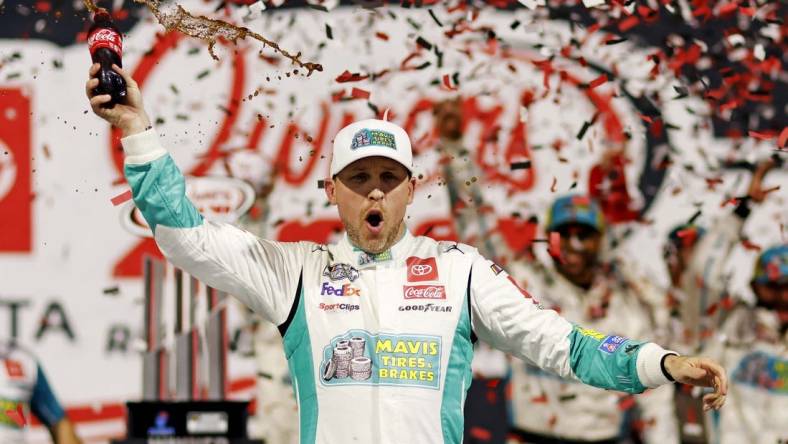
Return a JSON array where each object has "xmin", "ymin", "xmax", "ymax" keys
[{"xmin": 335, "ymin": 229, "xmax": 415, "ymax": 269}]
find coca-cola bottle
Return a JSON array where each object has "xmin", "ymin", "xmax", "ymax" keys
[{"xmin": 88, "ymin": 8, "xmax": 126, "ymax": 108}]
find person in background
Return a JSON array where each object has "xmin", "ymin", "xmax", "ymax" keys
[
  {"xmin": 0, "ymin": 341, "xmax": 82, "ymax": 444},
  {"xmin": 662, "ymin": 160, "xmax": 776, "ymax": 442},
  {"xmin": 703, "ymin": 244, "xmax": 787, "ymax": 444},
  {"xmin": 433, "ymin": 97, "xmax": 510, "ymax": 444},
  {"xmin": 508, "ymin": 195, "xmax": 678, "ymax": 444}
]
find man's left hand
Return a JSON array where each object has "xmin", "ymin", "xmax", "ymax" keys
[{"xmin": 663, "ymin": 355, "xmax": 727, "ymax": 411}]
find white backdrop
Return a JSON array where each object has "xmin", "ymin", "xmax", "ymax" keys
[{"xmin": 0, "ymin": 2, "xmax": 784, "ymax": 442}]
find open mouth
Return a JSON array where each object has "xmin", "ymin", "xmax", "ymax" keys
[{"xmin": 365, "ymin": 210, "xmax": 384, "ymax": 234}]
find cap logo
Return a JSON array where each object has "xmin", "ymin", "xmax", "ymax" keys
[{"xmin": 350, "ymin": 129, "xmax": 396, "ymax": 150}]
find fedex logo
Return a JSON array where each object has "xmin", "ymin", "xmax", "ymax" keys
[
  {"xmin": 321, "ymin": 282, "xmax": 361, "ymax": 297},
  {"xmin": 406, "ymin": 257, "xmax": 439, "ymax": 282}
]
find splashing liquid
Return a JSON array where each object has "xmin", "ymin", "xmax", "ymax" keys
[{"xmin": 83, "ymin": 0, "xmax": 322, "ymax": 75}]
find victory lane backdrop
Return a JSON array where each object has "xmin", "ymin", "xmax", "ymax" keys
[{"xmin": 0, "ymin": 2, "xmax": 785, "ymax": 442}]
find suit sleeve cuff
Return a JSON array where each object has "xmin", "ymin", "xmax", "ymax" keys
[
  {"xmin": 121, "ymin": 128, "xmax": 167, "ymax": 165},
  {"xmin": 636, "ymin": 342, "xmax": 678, "ymax": 388}
]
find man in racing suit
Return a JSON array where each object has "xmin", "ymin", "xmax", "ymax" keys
[
  {"xmin": 703, "ymin": 244, "xmax": 787, "ymax": 444},
  {"xmin": 661, "ymin": 160, "xmax": 777, "ymax": 442},
  {"xmin": 0, "ymin": 341, "xmax": 82, "ymax": 444},
  {"xmin": 507, "ymin": 195, "xmax": 678, "ymax": 444},
  {"xmin": 86, "ymin": 63, "xmax": 727, "ymax": 444}
]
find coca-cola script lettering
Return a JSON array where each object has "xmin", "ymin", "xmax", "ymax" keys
[{"xmin": 403, "ymin": 285, "xmax": 446, "ymax": 300}]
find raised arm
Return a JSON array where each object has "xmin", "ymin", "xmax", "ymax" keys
[
  {"xmin": 469, "ymin": 255, "xmax": 727, "ymax": 409},
  {"xmin": 86, "ymin": 63, "xmax": 305, "ymax": 324}
]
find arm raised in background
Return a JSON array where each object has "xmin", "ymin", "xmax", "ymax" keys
[{"xmin": 86, "ymin": 64, "xmax": 306, "ymax": 325}]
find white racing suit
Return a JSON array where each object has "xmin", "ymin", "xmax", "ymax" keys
[
  {"xmin": 122, "ymin": 129, "xmax": 678, "ymax": 444},
  {"xmin": 703, "ymin": 306, "xmax": 788, "ymax": 444},
  {"xmin": 508, "ymin": 260, "xmax": 679, "ymax": 443}
]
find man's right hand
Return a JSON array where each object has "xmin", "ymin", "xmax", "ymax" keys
[{"xmin": 85, "ymin": 63, "xmax": 151, "ymax": 137}]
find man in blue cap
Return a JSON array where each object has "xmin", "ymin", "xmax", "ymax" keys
[
  {"xmin": 509, "ymin": 194, "xmax": 678, "ymax": 444},
  {"xmin": 703, "ymin": 244, "xmax": 787, "ymax": 444}
]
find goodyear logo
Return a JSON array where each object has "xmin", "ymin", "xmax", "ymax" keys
[{"xmin": 350, "ymin": 129, "xmax": 397, "ymax": 150}]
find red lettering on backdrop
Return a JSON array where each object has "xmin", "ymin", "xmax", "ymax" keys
[
  {"xmin": 0, "ymin": 88, "xmax": 31, "ymax": 252},
  {"xmin": 111, "ymin": 32, "xmax": 246, "ymax": 277}
]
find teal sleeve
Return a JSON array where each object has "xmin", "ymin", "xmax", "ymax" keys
[
  {"xmin": 124, "ymin": 155, "xmax": 203, "ymax": 233},
  {"xmin": 567, "ymin": 326, "xmax": 647, "ymax": 394}
]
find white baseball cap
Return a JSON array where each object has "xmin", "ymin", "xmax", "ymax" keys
[{"xmin": 330, "ymin": 119, "xmax": 413, "ymax": 177}]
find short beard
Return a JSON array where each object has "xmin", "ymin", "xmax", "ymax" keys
[{"xmin": 344, "ymin": 217, "xmax": 404, "ymax": 254}]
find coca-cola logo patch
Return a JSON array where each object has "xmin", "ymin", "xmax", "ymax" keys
[
  {"xmin": 403, "ymin": 285, "xmax": 446, "ymax": 300},
  {"xmin": 406, "ymin": 257, "xmax": 439, "ymax": 282}
]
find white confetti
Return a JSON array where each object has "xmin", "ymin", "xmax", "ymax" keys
[
  {"xmin": 517, "ymin": 0, "xmax": 544, "ymax": 10},
  {"xmin": 754, "ymin": 43, "xmax": 765, "ymax": 61},
  {"xmin": 582, "ymin": 0, "xmax": 606, "ymax": 8}
]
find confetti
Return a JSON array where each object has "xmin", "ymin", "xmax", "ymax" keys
[
  {"xmin": 427, "ymin": 9, "xmax": 442, "ymax": 27},
  {"xmin": 110, "ymin": 190, "xmax": 133, "ymax": 206},
  {"xmin": 778, "ymin": 127, "xmax": 788, "ymax": 149},
  {"xmin": 588, "ymin": 74, "xmax": 608, "ymax": 89},
  {"xmin": 335, "ymin": 70, "xmax": 368, "ymax": 83},
  {"xmin": 441, "ymin": 74, "xmax": 457, "ymax": 91},
  {"xmin": 351, "ymin": 88, "xmax": 371, "ymax": 100},
  {"xmin": 325, "ymin": 24, "xmax": 333, "ymax": 40},
  {"xmin": 510, "ymin": 161, "xmax": 532, "ymax": 170},
  {"xmin": 550, "ymin": 177, "xmax": 557, "ymax": 192},
  {"xmin": 416, "ymin": 36, "xmax": 433, "ymax": 51}
]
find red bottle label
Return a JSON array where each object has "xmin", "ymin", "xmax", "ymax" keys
[{"xmin": 88, "ymin": 27, "xmax": 122, "ymax": 58}]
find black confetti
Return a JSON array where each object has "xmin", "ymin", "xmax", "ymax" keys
[{"xmin": 511, "ymin": 161, "xmax": 532, "ymax": 170}]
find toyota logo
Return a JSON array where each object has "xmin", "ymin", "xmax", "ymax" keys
[{"xmin": 411, "ymin": 264, "xmax": 433, "ymax": 276}]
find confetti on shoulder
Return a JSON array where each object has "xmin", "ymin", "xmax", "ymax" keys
[{"xmin": 111, "ymin": 189, "xmax": 133, "ymax": 206}]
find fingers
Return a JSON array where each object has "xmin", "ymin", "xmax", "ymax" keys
[
  {"xmin": 111, "ymin": 64, "xmax": 138, "ymax": 88},
  {"xmin": 699, "ymin": 360, "xmax": 728, "ymax": 395},
  {"xmin": 85, "ymin": 77, "xmax": 99, "ymax": 98},
  {"xmin": 88, "ymin": 63, "xmax": 100, "ymax": 77},
  {"xmin": 89, "ymin": 94, "xmax": 112, "ymax": 111},
  {"xmin": 702, "ymin": 392, "xmax": 726, "ymax": 411}
]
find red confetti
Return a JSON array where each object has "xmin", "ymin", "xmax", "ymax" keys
[
  {"xmin": 375, "ymin": 32, "xmax": 389, "ymax": 41},
  {"xmin": 748, "ymin": 130, "xmax": 774, "ymax": 141},
  {"xmin": 717, "ymin": 2, "xmax": 738, "ymax": 15},
  {"xmin": 618, "ymin": 395, "xmax": 636, "ymax": 411},
  {"xmin": 618, "ymin": 16, "xmax": 640, "ymax": 32},
  {"xmin": 350, "ymin": 88, "xmax": 370, "ymax": 100},
  {"xmin": 335, "ymin": 70, "xmax": 368, "ymax": 83},
  {"xmin": 110, "ymin": 190, "xmax": 133, "ymax": 206},
  {"xmin": 441, "ymin": 74, "xmax": 457, "ymax": 91},
  {"xmin": 778, "ymin": 127, "xmax": 788, "ymax": 149},
  {"xmin": 469, "ymin": 427, "xmax": 492, "ymax": 441},
  {"xmin": 741, "ymin": 239, "xmax": 762, "ymax": 251},
  {"xmin": 588, "ymin": 73, "xmax": 608, "ymax": 89},
  {"xmin": 531, "ymin": 393, "xmax": 548, "ymax": 403}
]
